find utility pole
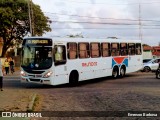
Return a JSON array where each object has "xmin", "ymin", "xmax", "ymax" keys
[
  {"xmin": 28, "ymin": 0, "xmax": 34, "ymax": 36},
  {"xmin": 139, "ymin": 4, "xmax": 142, "ymax": 40},
  {"xmin": 30, "ymin": 0, "xmax": 34, "ymax": 36},
  {"xmin": 28, "ymin": 0, "xmax": 32, "ymax": 36}
]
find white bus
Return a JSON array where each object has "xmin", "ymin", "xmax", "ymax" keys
[{"xmin": 20, "ymin": 37, "xmax": 142, "ymax": 86}]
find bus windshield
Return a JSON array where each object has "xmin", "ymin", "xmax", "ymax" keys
[{"xmin": 21, "ymin": 46, "xmax": 53, "ymax": 70}]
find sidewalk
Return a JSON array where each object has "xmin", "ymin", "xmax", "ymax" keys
[
  {"xmin": 0, "ymin": 67, "xmax": 37, "ymax": 113},
  {"xmin": 3, "ymin": 67, "xmax": 20, "ymax": 77},
  {"xmin": 0, "ymin": 89, "xmax": 32, "ymax": 111}
]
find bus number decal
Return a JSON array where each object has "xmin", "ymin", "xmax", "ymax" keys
[{"xmin": 82, "ymin": 62, "xmax": 97, "ymax": 67}]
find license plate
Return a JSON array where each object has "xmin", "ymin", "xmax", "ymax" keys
[{"xmin": 35, "ymin": 74, "xmax": 42, "ymax": 77}]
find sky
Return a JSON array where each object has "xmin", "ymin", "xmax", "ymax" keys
[{"xmin": 32, "ymin": 0, "xmax": 160, "ymax": 46}]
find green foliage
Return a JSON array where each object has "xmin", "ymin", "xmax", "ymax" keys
[{"xmin": 0, "ymin": 0, "xmax": 51, "ymax": 57}]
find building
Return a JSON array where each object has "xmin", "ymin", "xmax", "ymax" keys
[
  {"xmin": 143, "ymin": 45, "xmax": 160, "ymax": 59},
  {"xmin": 153, "ymin": 46, "xmax": 160, "ymax": 57},
  {"xmin": 143, "ymin": 45, "xmax": 153, "ymax": 59}
]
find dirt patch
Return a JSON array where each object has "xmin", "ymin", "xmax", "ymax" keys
[{"xmin": 0, "ymin": 89, "xmax": 37, "ymax": 111}]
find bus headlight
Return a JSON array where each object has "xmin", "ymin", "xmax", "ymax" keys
[
  {"xmin": 43, "ymin": 71, "xmax": 53, "ymax": 78},
  {"xmin": 20, "ymin": 70, "xmax": 26, "ymax": 77}
]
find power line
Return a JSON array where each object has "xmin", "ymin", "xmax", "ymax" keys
[
  {"xmin": 59, "ymin": 0, "xmax": 160, "ymax": 5},
  {"xmin": 45, "ymin": 12, "xmax": 160, "ymax": 23},
  {"xmin": 52, "ymin": 20, "xmax": 160, "ymax": 26},
  {"xmin": 52, "ymin": 20, "xmax": 139, "ymax": 25},
  {"xmin": 45, "ymin": 12, "xmax": 138, "ymax": 21},
  {"xmin": 52, "ymin": 27, "xmax": 138, "ymax": 29},
  {"xmin": 51, "ymin": 27, "xmax": 160, "ymax": 29}
]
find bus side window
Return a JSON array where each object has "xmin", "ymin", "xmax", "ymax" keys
[
  {"xmin": 79, "ymin": 43, "xmax": 90, "ymax": 58},
  {"xmin": 136, "ymin": 43, "xmax": 141, "ymax": 55},
  {"xmin": 67, "ymin": 42, "xmax": 77, "ymax": 59},
  {"xmin": 120, "ymin": 43, "xmax": 128, "ymax": 56},
  {"xmin": 90, "ymin": 42, "xmax": 100, "ymax": 58},
  {"xmin": 101, "ymin": 43, "xmax": 110, "ymax": 57},
  {"xmin": 111, "ymin": 43, "xmax": 119, "ymax": 56},
  {"xmin": 54, "ymin": 45, "xmax": 66, "ymax": 65},
  {"xmin": 128, "ymin": 43, "xmax": 135, "ymax": 55}
]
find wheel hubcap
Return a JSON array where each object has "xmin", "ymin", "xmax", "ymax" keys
[
  {"xmin": 144, "ymin": 67, "xmax": 150, "ymax": 72},
  {"xmin": 121, "ymin": 69, "xmax": 124, "ymax": 76},
  {"xmin": 113, "ymin": 71, "xmax": 117, "ymax": 77}
]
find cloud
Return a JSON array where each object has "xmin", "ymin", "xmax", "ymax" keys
[
  {"xmin": 33, "ymin": 0, "xmax": 160, "ymax": 46},
  {"xmin": 90, "ymin": 0, "xmax": 96, "ymax": 4},
  {"xmin": 126, "ymin": 2, "xmax": 160, "ymax": 45}
]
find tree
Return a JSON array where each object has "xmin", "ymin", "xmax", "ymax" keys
[
  {"xmin": 0, "ymin": 0, "xmax": 51, "ymax": 57},
  {"xmin": 67, "ymin": 33, "xmax": 84, "ymax": 38}
]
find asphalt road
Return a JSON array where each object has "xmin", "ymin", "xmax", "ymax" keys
[{"xmin": 2, "ymin": 72, "xmax": 160, "ymax": 119}]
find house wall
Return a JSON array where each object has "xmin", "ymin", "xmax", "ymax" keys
[{"xmin": 143, "ymin": 51, "xmax": 153, "ymax": 59}]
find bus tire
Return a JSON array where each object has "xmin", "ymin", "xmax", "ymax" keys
[
  {"xmin": 120, "ymin": 66, "xmax": 126, "ymax": 78},
  {"xmin": 69, "ymin": 71, "xmax": 79, "ymax": 86},
  {"xmin": 112, "ymin": 67, "xmax": 119, "ymax": 79}
]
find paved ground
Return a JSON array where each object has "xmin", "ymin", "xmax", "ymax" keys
[
  {"xmin": 1, "ymin": 70, "xmax": 160, "ymax": 120},
  {"xmin": 0, "ymin": 68, "xmax": 34, "ymax": 112},
  {"xmin": 38, "ymin": 72, "xmax": 160, "ymax": 120}
]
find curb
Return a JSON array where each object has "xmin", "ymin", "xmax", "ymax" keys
[{"xmin": 27, "ymin": 94, "xmax": 37, "ymax": 112}]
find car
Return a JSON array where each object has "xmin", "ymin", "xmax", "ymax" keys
[
  {"xmin": 143, "ymin": 59, "xmax": 152, "ymax": 63},
  {"xmin": 142, "ymin": 58, "xmax": 160, "ymax": 72}
]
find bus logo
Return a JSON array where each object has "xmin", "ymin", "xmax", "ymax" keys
[
  {"xmin": 82, "ymin": 62, "xmax": 97, "ymax": 67},
  {"xmin": 112, "ymin": 56, "xmax": 128, "ymax": 68}
]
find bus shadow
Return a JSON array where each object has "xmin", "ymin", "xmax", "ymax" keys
[
  {"xmin": 78, "ymin": 76, "xmax": 113, "ymax": 86},
  {"xmin": 22, "ymin": 76, "xmax": 116, "ymax": 89},
  {"xmin": 21, "ymin": 74, "xmax": 136, "ymax": 89},
  {"xmin": 77, "ymin": 74, "xmax": 135, "ymax": 86}
]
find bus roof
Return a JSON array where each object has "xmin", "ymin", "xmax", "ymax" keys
[{"xmin": 23, "ymin": 37, "xmax": 141, "ymax": 43}]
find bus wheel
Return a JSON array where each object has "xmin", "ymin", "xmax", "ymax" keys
[
  {"xmin": 120, "ymin": 66, "xmax": 126, "ymax": 78},
  {"xmin": 112, "ymin": 67, "xmax": 119, "ymax": 79},
  {"xmin": 69, "ymin": 71, "xmax": 79, "ymax": 86}
]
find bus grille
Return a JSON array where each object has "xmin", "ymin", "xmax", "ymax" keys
[
  {"xmin": 25, "ymin": 70, "xmax": 45, "ymax": 74},
  {"xmin": 30, "ymin": 79, "xmax": 41, "ymax": 82}
]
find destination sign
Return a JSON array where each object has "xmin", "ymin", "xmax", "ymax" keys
[
  {"xmin": 27, "ymin": 40, "xmax": 48, "ymax": 44},
  {"xmin": 23, "ymin": 39, "xmax": 52, "ymax": 46}
]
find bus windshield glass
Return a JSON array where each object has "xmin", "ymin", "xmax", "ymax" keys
[{"xmin": 21, "ymin": 46, "xmax": 53, "ymax": 70}]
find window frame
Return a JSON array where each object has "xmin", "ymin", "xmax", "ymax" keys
[
  {"xmin": 67, "ymin": 42, "xmax": 78, "ymax": 59},
  {"xmin": 136, "ymin": 43, "xmax": 142, "ymax": 55},
  {"xmin": 101, "ymin": 42, "xmax": 111, "ymax": 57},
  {"xmin": 111, "ymin": 43, "xmax": 120, "ymax": 56},
  {"xmin": 120, "ymin": 43, "xmax": 128, "ymax": 56},
  {"xmin": 78, "ymin": 42, "xmax": 90, "ymax": 59},
  {"xmin": 90, "ymin": 42, "xmax": 101, "ymax": 58},
  {"xmin": 128, "ymin": 43, "xmax": 136, "ymax": 55},
  {"xmin": 54, "ymin": 45, "xmax": 67, "ymax": 66}
]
